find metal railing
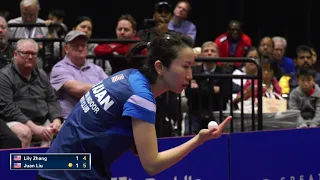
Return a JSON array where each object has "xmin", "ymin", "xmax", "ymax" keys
[
  {"xmin": 8, "ymin": 37, "xmax": 142, "ymax": 73},
  {"xmin": 8, "ymin": 22, "xmax": 66, "ymax": 28},
  {"xmin": 5, "ymin": 35, "xmax": 263, "ymax": 136},
  {"xmin": 191, "ymin": 57, "xmax": 263, "ymax": 133}
]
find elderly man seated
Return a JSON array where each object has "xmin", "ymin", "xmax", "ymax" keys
[
  {"xmin": 0, "ymin": 38, "xmax": 63, "ymax": 148},
  {"xmin": 50, "ymin": 30, "xmax": 107, "ymax": 119}
]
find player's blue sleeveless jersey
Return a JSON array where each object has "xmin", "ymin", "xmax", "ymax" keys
[{"xmin": 38, "ymin": 69, "xmax": 156, "ymax": 180}]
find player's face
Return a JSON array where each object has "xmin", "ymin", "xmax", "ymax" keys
[{"xmin": 163, "ymin": 47, "xmax": 194, "ymax": 93}]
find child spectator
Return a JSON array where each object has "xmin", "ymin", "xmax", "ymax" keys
[{"xmin": 289, "ymin": 67, "xmax": 320, "ymax": 128}]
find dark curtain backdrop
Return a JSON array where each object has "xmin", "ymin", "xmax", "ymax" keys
[{"xmin": 2, "ymin": 0, "xmax": 318, "ymax": 64}]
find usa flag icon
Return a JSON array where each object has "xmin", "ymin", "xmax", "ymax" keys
[
  {"xmin": 13, "ymin": 155, "xmax": 21, "ymax": 161},
  {"xmin": 13, "ymin": 163, "xmax": 21, "ymax": 169}
]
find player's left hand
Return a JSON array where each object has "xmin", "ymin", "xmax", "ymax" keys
[{"xmin": 197, "ymin": 116, "xmax": 232, "ymax": 143}]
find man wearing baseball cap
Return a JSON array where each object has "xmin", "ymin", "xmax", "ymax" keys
[
  {"xmin": 50, "ymin": 30, "xmax": 107, "ymax": 119},
  {"xmin": 64, "ymin": 29, "xmax": 88, "ymax": 43},
  {"xmin": 154, "ymin": 1, "xmax": 172, "ymax": 12},
  {"xmin": 137, "ymin": 1, "xmax": 173, "ymax": 41}
]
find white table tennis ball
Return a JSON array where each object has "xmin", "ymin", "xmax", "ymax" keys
[{"xmin": 208, "ymin": 121, "xmax": 219, "ymax": 129}]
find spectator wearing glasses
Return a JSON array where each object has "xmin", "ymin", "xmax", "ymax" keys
[
  {"xmin": 8, "ymin": 0, "xmax": 59, "ymax": 71},
  {"xmin": 0, "ymin": 38, "xmax": 63, "ymax": 148},
  {"xmin": 8, "ymin": 0, "xmax": 48, "ymax": 39}
]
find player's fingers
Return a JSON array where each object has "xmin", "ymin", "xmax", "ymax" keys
[
  {"xmin": 218, "ymin": 116, "xmax": 232, "ymax": 130},
  {"xmin": 211, "ymin": 131, "xmax": 222, "ymax": 138},
  {"xmin": 209, "ymin": 128, "xmax": 217, "ymax": 134}
]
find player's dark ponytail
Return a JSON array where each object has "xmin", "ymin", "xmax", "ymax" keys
[
  {"xmin": 126, "ymin": 41, "xmax": 159, "ymax": 84},
  {"xmin": 126, "ymin": 41, "xmax": 148, "ymax": 69}
]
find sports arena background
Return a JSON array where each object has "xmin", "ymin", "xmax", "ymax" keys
[{"xmin": 1, "ymin": 0, "xmax": 320, "ymax": 179}]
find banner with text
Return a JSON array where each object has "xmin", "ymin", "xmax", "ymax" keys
[
  {"xmin": 229, "ymin": 128, "xmax": 320, "ymax": 180},
  {"xmin": 1, "ymin": 128, "xmax": 320, "ymax": 180},
  {"xmin": 111, "ymin": 135, "xmax": 230, "ymax": 180}
]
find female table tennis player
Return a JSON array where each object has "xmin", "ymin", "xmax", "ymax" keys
[{"xmin": 37, "ymin": 32, "xmax": 232, "ymax": 180}]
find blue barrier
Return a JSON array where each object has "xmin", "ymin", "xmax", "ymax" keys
[
  {"xmin": 0, "ymin": 147, "xmax": 47, "ymax": 180},
  {"xmin": 111, "ymin": 135, "xmax": 229, "ymax": 180},
  {"xmin": 0, "ymin": 135, "xmax": 229, "ymax": 180},
  {"xmin": 229, "ymin": 128, "xmax": 320, "ymax": 180},
  {"xmin": 1, "ymin": 129, "xmax": 320, "ymax": 180}
]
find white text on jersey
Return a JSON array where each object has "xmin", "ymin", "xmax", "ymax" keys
[{"xmin": 92, "ymin": 83, "xmax": 115, "ymax": 111}]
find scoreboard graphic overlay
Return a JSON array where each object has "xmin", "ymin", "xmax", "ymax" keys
[{"xmin": 10, "ymin": 153, "xmax": 91, "ymax": 170}]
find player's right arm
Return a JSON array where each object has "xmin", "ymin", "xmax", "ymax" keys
[
  {"xmin": 132, "ymin": 116, "xmax": 231, "ymax": 176},
  {"xmin": 123, "ymin": 87, "xmax": 232, "ymax": 175}
]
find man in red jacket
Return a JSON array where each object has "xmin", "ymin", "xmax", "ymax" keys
[
  {"xmin": 94, "ymin": 14, "xmax": 146, "ymax": 73},
  {"xmin": 94, "ymin": 14, "xmax": 141, "ymax": 56},
  {"xmin": 215, "ymin": 20, "xmax": 251, "ymax": 68}
]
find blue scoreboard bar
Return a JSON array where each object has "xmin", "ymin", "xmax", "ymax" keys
[{"xmin": 10, "ymin": 153, "xmax": 91, "ymax": 170}]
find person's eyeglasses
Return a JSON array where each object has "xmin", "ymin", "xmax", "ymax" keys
[
  {"xmin": 68, "ymin": 44, "xmax": 87, "ymax": 50},
  {"xmin": 17, "ymin": 51, "xmax": 37, "ymax": 58}
]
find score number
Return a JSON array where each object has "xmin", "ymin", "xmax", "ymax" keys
[
  {"xmin": 75, "ymin": 156, "xmax": 87, "ymax": 168},
  {"xmin": 76, "ymin": 156, "xmax": 87, "ymax": 161},
  {"xmin": 74, "ymin": 163, "xmax": 87, "ymax": 168}
]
